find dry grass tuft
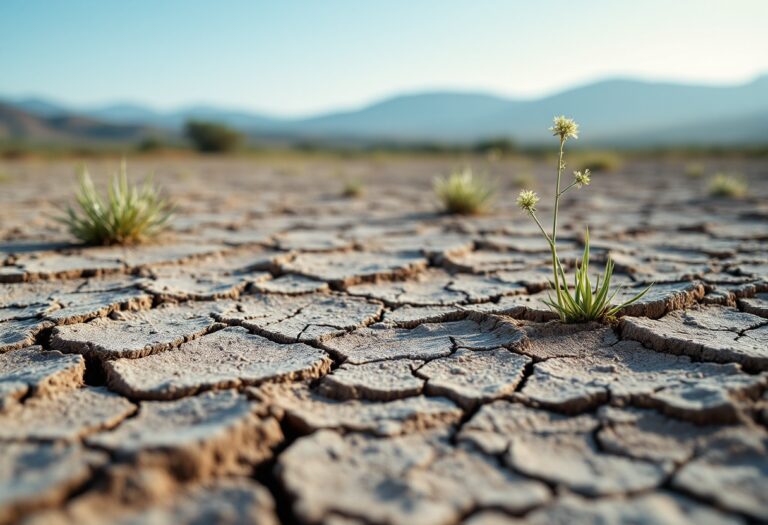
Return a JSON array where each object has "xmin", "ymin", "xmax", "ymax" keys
[
  {"xmin": 434, "ymin": 168, "xmax": 494, "ymax": 215},
  {"xmin": 341, "ymin": 179, "xmax": 364, "ymax": 198},
  {"xmin": 58, "ymin": 162, "xmax": 174, "ymax": 245},
  {"xmin": 708, "ymin": 173, "xmax": 747, "ymax": 199}
]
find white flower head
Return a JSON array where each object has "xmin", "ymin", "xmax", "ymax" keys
[
  {"xmin": 574, "ymin": 169, "xmax": 591, "ymax": 188},
  {"xmin": 516, "ymin": 189, "xmax": 539, "ymax": 213},
  {"xmin": 550, "ymin": 115, "xmax": 579, "ymax": 141}
]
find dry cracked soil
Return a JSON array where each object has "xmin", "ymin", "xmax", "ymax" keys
[{"xmin": 0, "ymin": 157, "xmax": 767, "ymax": 525}]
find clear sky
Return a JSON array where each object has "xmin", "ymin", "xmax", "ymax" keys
[{"xmin": 1, "ymin": 0, "xmax": 766, "ymax": 116}]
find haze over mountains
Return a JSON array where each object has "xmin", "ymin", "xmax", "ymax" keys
[{"xmin": 2, "ymin": 75, "xmax": 768, "ymax": 147}]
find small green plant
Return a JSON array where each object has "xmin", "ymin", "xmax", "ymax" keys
[
  {"xmin": 58, "ymin": 163, "xmax": 174, "ymax": 245},
  {"xmin": 708, "ymin": 173, "xmax": 746, "ymax": 199},
  {"xmin": 434, "ymin": 168, "xmax": 495, "ymax": 215},
  {"xmin": 341, "ymin": 179, "xmax": 364, "ymax": 198},
  {"xmin": 516, "ymin": 116, "xmax": 651, "ymax": 323}
]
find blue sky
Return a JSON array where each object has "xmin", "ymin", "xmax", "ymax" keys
[{"xmin": 1, "ymin": 0, "xmax": 766, "ymax": 116}]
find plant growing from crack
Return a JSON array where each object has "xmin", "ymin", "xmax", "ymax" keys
[
  {"xmin": 708, "ymin": 172, "xmax": 746, "ymax": 199},
  {"xmin": 58, "ymin": 162, "xmax": 174, "ymax": 245},
  {"xmin": 516, "ymin": 116, "xmax": 651, "ymax": 322}
]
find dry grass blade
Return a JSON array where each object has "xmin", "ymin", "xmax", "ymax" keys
[{"xmin": 58, "ymin": 162, "xmax": 174, "ymax": 245}]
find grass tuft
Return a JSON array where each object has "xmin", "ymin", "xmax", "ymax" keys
[
  {"xmin": 708, "ymin": 173, "xmax": 747, "ymax": 199},
  {"xmin": 434, "ymin": 168, "xmax": 494, "ymax": 215},
  {"xmin": 543, "ymin": 229, "xmax": 651, "ymax": 323},
  {"xmin": 341, "ymin": 179, "xmax": 364, "ymax": 198},
  {"xmin": 58, "ymin": 162, "xmax": 174, "ymax": 245}
]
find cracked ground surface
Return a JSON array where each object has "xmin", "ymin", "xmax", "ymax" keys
[{"xmin": 1, "ymin": 157, "xmax": 767, "ymax": 524}]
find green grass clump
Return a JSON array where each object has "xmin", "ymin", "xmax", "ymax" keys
[
  {"xmin": 58, "ymin": 163, "xmax": 174, "ymax": 245},
  {"xmin": 543, "ymin": 228, "xmax": 649, "ymax": 322},
  {"xmin": 341, "ymin": 179, "xmax": 364, "ymax": 198},
  {"xmin": 434, "ymin": 168, "xmax": 494, "ymax": 215},
  {"xmin": 708, "ymin": 173, "xmax": 747, "ymax": 199},
  {"xmin": 516, "ymin": 116, "xmax": 651, "ymax": 323}
]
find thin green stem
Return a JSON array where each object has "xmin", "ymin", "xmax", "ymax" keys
[
  {"xmin": 529, "ymin": 211, "xmax": 553, "ymax": 245},
  {"xmin": 551, "ymin": 137, "xmax": 565, "ymax": 310},
  {"xmin": 558, "ymin": 180, "xmax": 578, "ymax": 196}
]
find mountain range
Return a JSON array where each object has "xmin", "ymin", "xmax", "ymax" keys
[
  {"xmin": 3, "ymin": 75, "xmax": 768, "ymax": 147},
  {"xmin": 0, "ymin": 102, "xmax": 158, "ymax": 145}
]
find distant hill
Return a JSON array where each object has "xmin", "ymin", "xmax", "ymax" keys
[
  {"xmin": 4, "ymin": 74, "xmax": 768, "ymax": 146},
  {"xmin": 83, "ymin": 103, "xmax": 281, "ymax": 130},
  {"xmin": 278, "ymin": 92, "xmax": 518, "ymax": 141},
  {"xmin": 9, "ymin": 97, "xmax": 69, "ymax": 118},
  {"xmin": 0, "ymin": 102, "xmax": 162, "ymax": 145},
  {"xmin": 266, "ymin": 76, "xmax": 768, "ymax": 145}
]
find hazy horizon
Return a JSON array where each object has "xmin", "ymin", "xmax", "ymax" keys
[
  {"xmin": 2, "ymin": 0, "xmax": 767, "ymax": 116},
  {"xmin": 4, "ymin": 73, "xmax": 768, "ymax": 121}
]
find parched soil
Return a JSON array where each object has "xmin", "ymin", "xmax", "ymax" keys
[{"xmin": 1, "ymin": 157, "xmax": 767, "ymax": 524}]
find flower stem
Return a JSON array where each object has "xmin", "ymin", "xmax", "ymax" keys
[
  {"xmin": 558, "ymin": 180, "xmax": 578, "ymax": 196},
  {"xmin": 551, "ymin": 138, "xmax": 565, "ymax": 315},
  {"xmin": 529, "ymin": 211, "xmax": 553, "ymax": 245}
]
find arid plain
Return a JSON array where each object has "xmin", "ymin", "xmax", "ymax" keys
[{"xmin": 1, "ymin": 156, "xmax": 767, "ymax": 524}]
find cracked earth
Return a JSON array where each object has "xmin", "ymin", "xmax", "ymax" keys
[{"xmin": 1, "ymin": 157, "xmax": 767, "ymax": 524}]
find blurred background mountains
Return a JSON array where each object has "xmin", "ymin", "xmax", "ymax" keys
[{"xmin": 2, "ymin": 74, "xmax": 767, "ymax": 150}]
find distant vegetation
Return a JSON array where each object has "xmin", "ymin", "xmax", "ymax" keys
[
  {"xmin": 511, "ymin": 172, "xmax": 535, "ymax": 189},
  {"xmin": 684, "ymin": 162, "xmax": 705, "ymax": 178},
  {"xmin": 434, "ymin": 168, "xmax": 495, "ymax": 215},
  {"xmin": 574, "ymin": 151, "xmax": 623, "ymax": 173},
  {"xmin": 58, "ymin": 163, "xmax": 174, "ymax": 245},
  {"xmin": 3, "ymin": 129, "xmax": 768, "ymax": 161},
  {"xmin": 341, "ymin": 179, "xmax": 364, "ymax": 198},
  {"xmin": 708, "ymin": 173, "xmax": 747, "ymax": 199},
  {"xmin": 184, "ymin": 120, "xmax": 243, "ymax": 153},
  {"xmin": 472, "ymin": 137, "xmax": 518, "ymax": 158},
  {"xmin": 136, "ymin": 135, "xmax": 168, "ymax": 153}
]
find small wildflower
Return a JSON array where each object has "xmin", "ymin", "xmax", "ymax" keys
[
  {"xmin": 550, "ymin": 115, "xmax": 579, "ymax": 141},
  {"xmin": 517, "ymin": 189, "xmax": 539, "ymax": 213},
  {"xmin": 574, "ymin": 169, "xmax": 591, "ymax": 187}
]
